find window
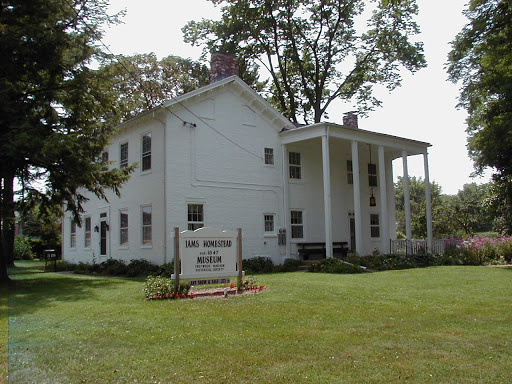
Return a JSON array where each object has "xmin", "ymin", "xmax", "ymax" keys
[
  {"xmin": 264, "ymin": 148, "xmax": 274, "ymax": 165},
  {"xmin": 84, "ymin": 217, "xmax": 91, "ymax": 248},
  {"xmin": 264, "ymin": 214, "xmax": 275, "ymax": 233},
  {"xmin": 289, "ymin": 152, "xmax": 301, "ymax": 179},
  {"xmin": 370, "ymin": 214, "xmax": 380, "ymax": 238},
  {"xmin": 290, "ymin": 210, "xmax": 304, "ymax": 239},
  {"xmin": 141, "ymin": 205, "xmax": 152, "ymax": 244},
  {"xmin": 70, "ymin": 220, "xmax": 76, "ymax": 248},
  {"xmin": 347, "ymin": 160, "xmax": 353, "ymax": 185},
  {"xmin": 101, "ymin": 151, "xmax": 109, "ymax": 162},
  {"xmin": 142, "ymin": 133, "xmax": 151, "ymax": 171},
  {"xmin": 368, "ymin": 163, "xmax": 378, "ymax": 187},
  {"xmin": 120, "ymin": 210, "xmax": 128, "ymax": 246},
  {"xmin": 188, "ymin": 204, "xmax": 204, "ymax": 230},
  {"xmin": 120, "ymin": 142, "xmax": 128, "ymax": 168}
]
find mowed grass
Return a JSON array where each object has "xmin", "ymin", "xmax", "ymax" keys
[
  {"xmin": 7, "ymin": 265, "xmax": 512, "ymax": 384},
  {"xmin": 0, "ymin": 281, "xmax": 7, "ymax": 384}
]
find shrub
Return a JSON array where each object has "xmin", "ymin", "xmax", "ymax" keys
[
  {"xmin": 51, "ymin": 260, "xmax": 75, "ymax": 272},
  {"xmin": 126, "ymin": 259, "xmax": 159, "ymax": 277},
  {"xmin": 156, "ymin": 262, "xmax": 174, "ymax": 278},
  {"xmin": 243, "ymin": 256, "xmax": 274, "ymax": 274},
  {"xmin": 14, "ymin": 235, "xmax": 35, "ymax": 260},
  {"xmin": 308, "ymin": 258, "xmax": 363, "ymax": 274},
  {"xmin": 99, "ymin": 259, "xmax": 128, "ymax": 276},
  {"xmin": 276, "ymin": 258, "xmax": 303, "ymax": 272}
]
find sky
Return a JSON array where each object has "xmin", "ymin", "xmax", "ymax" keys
[{"xmin": 102, "ymin": 0, "xmax": 489, "ymax": 195}]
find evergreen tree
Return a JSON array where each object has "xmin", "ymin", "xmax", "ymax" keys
[{"xmin": 0, "ymin": 0, "xmax": 133, "ymax": 281}]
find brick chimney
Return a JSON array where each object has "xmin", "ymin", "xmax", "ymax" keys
[
  {"xmin": 343, "ymin": 112, "xmax": 358, "ymax": 129},
  {"xmin": 210, "ymin": 52, "xmax": 239, "ymax": 83}
]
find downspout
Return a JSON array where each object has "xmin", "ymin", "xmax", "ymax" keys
[
  {"xmin": 153, "ymin": 110, "xmax": 167, "ymax": 264},
  {"xmin": 281, "ymin": 144, "xmax": 291, "ymax": 260}
]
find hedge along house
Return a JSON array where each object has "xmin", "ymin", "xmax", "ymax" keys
[{"xmin": 62, "ymin": 53, "xmax": 433, "ymax": 266}]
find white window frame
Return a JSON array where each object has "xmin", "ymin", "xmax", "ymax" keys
[
  {"xmin": 141, "ymin": 205, "xmax": 152, "ymax": 246},
  {"xmin": 370, "ymin": 213, "xmax": 380, "ymax": 238},
  {"xmin": 120, "ymin": 142, "xmax": 128, "ymax": 169},
  {"xmin": 264, "ymin": 214, "xmax": 275, "ymax": 235},
  {"xmin": 289, "ymin": 152, "xmax": 301, "ymax": 180},
  {"xmin": 264, "ymin": 147, "xmax": 274, "ymax": 165},
  {"xmin": 368, "ymin": 163, "xmax": 378, "ymax": 187},
  {"xmin": 70, "ymin": 219, "xmax": 76, "ymax": 249},
  {"xmin": 120, "ymin": 209, "xmax": 129, "ymax": 246},
  {"xmin": 347, "ymin": 160, "xmax": 353, "ymax": 185},
  {"xmin": 290, "ymin": 210, "xmax": 304, "ymax": 239},
  {"xmin": 84, "ymin": 217, "xmax": 91, "ymax": 248},
  {"xmin": 187, "ymin": 203, "xmax": 204, "ymax": 231},
  {"xmin": 141, "ymin": 132, "xmax": 151, "ymax": 172}
]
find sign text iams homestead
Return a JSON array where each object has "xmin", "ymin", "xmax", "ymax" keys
[{"xmin": 179, "ymin": 228, "xmax": 238, "ymax": 279}]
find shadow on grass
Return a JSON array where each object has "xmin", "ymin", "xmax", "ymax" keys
[{"xmin": 8, "ymin": 272, "xmax": 125, "ymax": 318}]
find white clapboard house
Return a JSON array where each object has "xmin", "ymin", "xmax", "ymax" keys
[{"xmin": 62, "ymin": 53, "xmax": 433, "ymax": 266}]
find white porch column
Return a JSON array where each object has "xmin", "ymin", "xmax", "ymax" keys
[
  {"xmin": 378, "ymin": 145, "xmax": 389, "ymax": 254},
  {"xmin": 322, "ymin": 131, "xmax": 333, "ymax": 258},
  {"xmin": 351, "ymin": 140, "xmax": 363, "ymax": 256},
  {"xmin": 281, "ymin": 144, "xmax": 291, "ymax": 259},
  {"xmin": 402, "ymin": 151, "xmax": 412, "ymax": 242},
  {"xmin": 423, "ymin": 150, "xmax": 433, "ymax": 253}
]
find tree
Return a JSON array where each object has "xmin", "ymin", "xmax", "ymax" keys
[
  {"xmin": 183, "ymin": 0, "xmax": 426, "ymax": 125},
  {"xmin": 96, "ymin": 53, "xmax": 211, "ymax": 125},
  {"xmin": 0, "ymin": 0, "xmax": 133, "ymax": 281},
  {"xmin": 449, "ymin": 183, "xmax": 492, "ymax": 235},
  {"xmin": 447, "ymin": 0, "xmax": 512, "ymax": 232},
  {"xmin": 394, "ymin": 176, "xmax": 443, "ymax": 238}
]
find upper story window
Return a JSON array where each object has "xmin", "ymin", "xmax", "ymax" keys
[
  {"xmin": 101, "ymin": 151, "xmax": 109, "ymax": 163},
  {"xmin": 347, "ymin": 160, "xmax": 353, "ymax": 185},
  {"xmin": 289, "ymin": 152, "xmax": 301, "ymax": 179},
  {"xmin": 120, "ymin": 142, "xmax": 128, "ymax": 168},
  {"xmin": 264, "ymin": 147, "xmax": 274, "ymax": 165},
  {"xmin": 141, "ymin": 205, "xmax": 152, "ymax": 245},
  {"xmin": 188, "ymin": 204, "xmax": 204, "ymax": 231},
  {"xmin": 142, "ymin": 133, "xmax": 151, "ymax": 172},
  {"xmin": 84, "ymin": 217, "xmax": 91, "ymax": 248},
  {"xmin": 70, "ymin": 220, "xmax": 76, "ymax": 248},
  {"xmin": 368, "ymin": 163, "xmax": 378, "ymax": 187}
]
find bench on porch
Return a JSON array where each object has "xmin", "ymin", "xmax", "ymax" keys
[{"xmin": 297, "ymin": 242, "xmax": 349, "ymax": 260}]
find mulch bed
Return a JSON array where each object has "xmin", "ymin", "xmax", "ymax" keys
[{"xmin": 190, "ymin": 286, "xmax": 265, "ymax": 299}]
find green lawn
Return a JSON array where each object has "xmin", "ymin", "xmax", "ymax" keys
[
  {"xmin": 7, "ymin": 264, "xmax": 512, "ymax": 383},
  {"xmin": 0, "ymin": 281, "xmax": 7, "ymax": 384}
]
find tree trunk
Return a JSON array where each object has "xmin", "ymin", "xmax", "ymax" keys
[
  {"xmin": 0, "ymin": 176, "xmax": 10, "ymax": 282},
  {"xmin": 1, "ymin": 172, "xmax": 15, "ymax": 268}
]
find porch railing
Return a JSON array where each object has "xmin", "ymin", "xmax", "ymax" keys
[{"xmin": 390, "ymin": 239, "xmax": 445, "ymax": 256}]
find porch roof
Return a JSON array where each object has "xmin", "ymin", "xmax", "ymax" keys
[{"xmin": 279, "ymin": 122, "xmax": 431, "ymax": 159}]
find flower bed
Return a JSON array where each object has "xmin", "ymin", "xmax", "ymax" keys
[{"xmin": 143, "ymin": 276, "xmax": 265, "ymax": 300}]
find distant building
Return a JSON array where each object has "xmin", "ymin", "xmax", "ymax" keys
[{"xmin": 62, "ymin": 53, "xmax": 433, "ymax": 265}]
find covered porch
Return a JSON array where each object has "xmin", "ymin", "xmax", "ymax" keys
[{"xmin": 279, "ymin": 118, "xmax": 433, "ymax": 258}]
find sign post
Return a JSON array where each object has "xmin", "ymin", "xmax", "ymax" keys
[
  {"xmin": 237, "ymin": 228, "xmax": 243, "ymax": 291},
  {"xmin": 173, "ymin": 227, "xmax": 180, "ymax": 292}
]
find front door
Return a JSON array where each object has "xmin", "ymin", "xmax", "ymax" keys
[{"xmin": 99, "ymin": 213, "xmax": 108, "ymax": 260}]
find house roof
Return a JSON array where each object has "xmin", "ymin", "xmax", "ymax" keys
[
  {"xmin": 116, "ymin": 75, "xmax": 294, "ymax": 131},
  {"xmin": 280, "ymin": 121, "xmax": 431, "ymax": 158}
]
